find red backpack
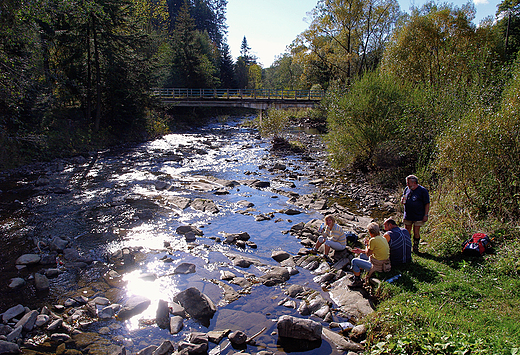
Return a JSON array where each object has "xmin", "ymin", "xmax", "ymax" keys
[{"xmin": 461, "ymin": 233, "xmax": 491, "ymax": 256}]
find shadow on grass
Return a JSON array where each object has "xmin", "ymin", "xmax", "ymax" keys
[
  {"xmin": 372, "ymin": 259, "xmax": 442, "ymax": 294},
  {"xmin": 420, "ymin": 248, "xmax": 495, "ymax": 271}
]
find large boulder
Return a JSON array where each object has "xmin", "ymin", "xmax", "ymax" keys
[
  {"xmin": 190, "ymin": 198, "xmax": 219, "ymax": 213},
  {"xmin": 276, "ymin": 315, "xmax": 322, "ymax": 341},
  {"xmin": 15, "ymin": 254, "xmax": 41, "ymax": 266},
  {"xmin": 2, "ymin": 305, "xmax": 25, "ymax": 323},
  {"xmin": 117, "ymin": 295, "xmax": 151, "ymax": 320},
  {"xmin": 172, "ymin": 287, "xmax": 216, "ymax": 324},
  {"xmin": 259, "ymin": 266, "xmax": 290, "ymax": 286},
  {"xmin": 0, "ymin": 340, "xmax": 20, "ymax": 354}
]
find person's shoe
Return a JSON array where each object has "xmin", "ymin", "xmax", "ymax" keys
[
  {"xmin": 413, "ymin": 240, "xmax": 420, "ymax": 254},
  {"xmin": 324, "ymin": 255, "xmax": 333, "ymax": 264}
]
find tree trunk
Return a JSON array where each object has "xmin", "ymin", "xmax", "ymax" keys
[
  {"xmin": 86, "ymin": 24, "xmax": 92, "ymax": 122},
  {"xmin": 93, "ymin": 15, "xmax": 102, "ymax": 132}
]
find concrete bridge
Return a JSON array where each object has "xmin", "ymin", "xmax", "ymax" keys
[{"xmin": 152, "ymin": 88, "xmax": 324, "ymax": 110}]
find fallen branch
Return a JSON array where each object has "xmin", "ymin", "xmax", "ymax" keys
[{"xmin": 246, "ymin": 326, "xmax": 267, "ymax": 344}]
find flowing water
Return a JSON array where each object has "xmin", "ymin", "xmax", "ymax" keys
[{"xmin": 0, "ymin": 117, "xmax": 353, "ymax": 354}]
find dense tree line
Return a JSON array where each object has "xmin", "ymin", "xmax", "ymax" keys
[
  {"xmin": 0, "ymin": 0, "xmax": 262, "ymax": 168},
  {"xmin": 263, "ymin": 0, "xmax": 520, "ymax": 221}
]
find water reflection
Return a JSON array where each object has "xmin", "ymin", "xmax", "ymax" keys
[{"xmin": 0, "ymin": 118, "xmax": 349, "ymax": 354}]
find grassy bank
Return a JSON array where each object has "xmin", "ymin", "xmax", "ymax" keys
[{"xmin": 364, "ymin": 222, "xmax": 520, "ymax": 354}]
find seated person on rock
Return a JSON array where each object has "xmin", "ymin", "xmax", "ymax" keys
[
  {"xmin": 383, "ymin": 218, "xmax": 412, "ymax": 267},
  {"xmin": 349, "ymin": 222, "xmax": 391, "ymax": 287},
  {"xmin": 313, "ymin": 215, "xmax": 346, "ymax": 258}
]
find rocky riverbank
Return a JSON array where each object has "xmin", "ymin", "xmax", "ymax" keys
[{"xmin": 0, "ymin": 119, "xmax": 401, "ymax": 355}]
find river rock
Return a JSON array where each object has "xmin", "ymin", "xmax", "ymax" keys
[
  {"xmin": 286, "ymin": 284, "xmax": 306, "ymax": 298},
  {"xmin": 322, "ymin": 327, "xmax": 364, "ymax": 352},
  {"xmin": 8, "ymin": 277, "xmax": 25, "ymax": 289},
  {"xmin": 237, "ymin": 200, "xmax": 254, "ymax": 208},
  {"xmin": 228, "ymin": 330, "xmax": 247, "ymax": 345},
  {"xmin": 103, "ymin": 270, "xmax": 126, "ymax": 288},
  {"xmin": 156, "ymin": 299, "xmax": 170, "ymax": 329},
  {"xmin": 284, "ymin": 208, "xmax": 302, "ymax": 215},
  {"xmin": 259, "ymin": 266, "xmax": 290, "ymax": 286},
  {"xmin": 154, "ymin": 340, "xmax": 175, "ymax": 355},
  {"xmin": 47, "ymin": 318, "xmax": 63, "ymax": 331},
  {"xmin": 15, "ymin": 254, "xmax": 41, "ymax": 266},
  {"xmin": 168, "ymin": 196, "xmax": 192, "ymax": 209},
  {"xmin": 229, "ymin": 277, "xmax": 251, "ymax": 288},
  {"xmin": 178, "ymin": 332, "xmax": 209, "ymax": 354},
  {"xmin": 50, "ymin": 236, "xmax": 69, "ymax": 252},
  {"xmin": 184, "ymin": 232, "xmax": 197, "ymax": 242},
  {"xmin": 271, "ymin": 250, "xmax": 291, "ymax": 262},
  {"xmin": 169, "ymin": 302, "xmax": 186, "ymax": 318},
  {"xmin": 99, "ymin": 304, "xmax": 120, "ymax": 319},
  {"xmin": 0, "ymin": 339, "xmax": 20, "ymax": 354},
  {"xmin": 276, "ymin": 315, "xmax": 322, "ymax": 341},
  {"xmin": 170, "ymin": 316, "xmax": 184, "ymax": 334},
  {"xmin": 220, "ymin": 270, "xmax": 236, "ymax": 280},
  {"xmin": 34, "ymin": 273, "xmax": 50, "ymax": 293},
  {"xmin": 232, "ymin": 257, "xmax": 253, "ymax": 268},
  {"xmin": 137, "ymin": 345, "xmax": 158, "ymax": 355},
  {"xmin": 35, "ymin": 314, "xmax": 50, "ymax": 327},
  {"xmin": 176, "ymin": 225, "xmax": 203, "ymax": 236},
  {"xmin": 174, "ymin": 262, "xmax": 196, "ymax": 274},
  {"xmin": 214, "ymin": 280, "xmax": 240, "ymax": 303},
  {"xmin": 349, "ymin": 324, "xmax": 367, "ymax": 342},
  {"xmin": 207, "ymin": 329, "xmax": 231, "ymax": 344},
  {"xmin": 45, "ymin": 268, "xmax": 60, "ymax": 278},
  {"xmin": 117, "ymin": 295, "xmax": 151, "ymax": 319},
  {"xmin": 6, "ymin": 326, "xmax": 22, "ymax": 342},
  {"xmin": 329, "ymin": 276, "xmax": 374, "ymax": 319},
  {"xmin": 0, "ymin": 324, "xmax": 13, "ymax": 336},
  {"xmin": 50, "ymin": 333, "xmax": 71, "ymax": 343},
  {"xmin": 191, "ymin": 198, "xmax": 219, "ymax": 213},
  {"xmin": 172, "ymin": 287, "xmax": 216, "ymax": 322}
]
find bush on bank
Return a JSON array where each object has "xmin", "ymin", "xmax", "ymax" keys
[{"xmin": 320, "ymin": 58, "xmax": 520, "ymax": 354}]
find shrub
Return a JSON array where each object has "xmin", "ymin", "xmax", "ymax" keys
[{"xmin": 433, "ymin": 60, "xmax": 520, "ymax": 221}]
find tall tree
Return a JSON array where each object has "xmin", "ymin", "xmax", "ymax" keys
[
  {"xmin": 380, "ymin": 2, "xmax": 498, "ymax": 88},
  {"xmin": 169, "ymin": 0, "xmax": 220, "ymax": 88},
  {"xmin": 497, "ymin": 0, "xmax": 520, "ymax": 59},
  {"xmin": 234, "ymin": 36, "xmax": 257, "ymax": 88},
  {"xmin": 296, "ymin": 0, "xmax": 400, "ymax": 85}
]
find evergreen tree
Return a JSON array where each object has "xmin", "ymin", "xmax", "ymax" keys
[
  {"xmin": 169, "ymin": 0, "xmax": 220, "ymax": 88},
  {"xmin": 497, "ymin": 0, "xmax": 520, "ymax": 59}
]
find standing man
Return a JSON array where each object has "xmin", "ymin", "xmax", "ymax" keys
[
  {"xmin": 401, "ymin": 175, "xmax": 430, "ymax": 253},
  {"xmin": 383, "ymin": 218, "xmax": 412, "ymax": 266}
]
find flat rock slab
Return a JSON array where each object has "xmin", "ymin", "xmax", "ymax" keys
[
  {"xmin": 329, "ymin": 276, "xmax": 374, "ymax": 319},
  {"xmin": 15, "ymin": 254, "xmax": 41, "ymax": 265}
]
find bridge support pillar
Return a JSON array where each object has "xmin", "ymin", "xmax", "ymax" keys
[{"xmin": 258, "ymin": 108, "xmax": 267, "ymax": 126}]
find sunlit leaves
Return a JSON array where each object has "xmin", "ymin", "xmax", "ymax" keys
[
  {"xmin": 295, "ymin": 0, "xmax": 400, "ymax": 85},
  {"xmin": 380, "ymin": 2, "xmax": 493, "ymax": 88}
]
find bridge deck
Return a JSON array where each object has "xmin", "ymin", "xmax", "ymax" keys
[{"xmin": 153, "ymin": 88, "xmax": 323, "ymax": 109}]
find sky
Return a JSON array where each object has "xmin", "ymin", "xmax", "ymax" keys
[{"xmin": 226, "ymin": 0, "xmax": 502, "ymax": 68}]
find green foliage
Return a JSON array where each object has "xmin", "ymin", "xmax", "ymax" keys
[
  {"xmin": 168, "ymin": 1, "xmax": 220, "ymax": 88},
  {"xmin": 364, "ymin": 254, "xmax": 520, "ymax": 354},
  {"xmin": 433, "ymin": 60, "xmax": 520, "ymax": 221},
  {"xmin": 295, "ymin": 0, "xmax": 400, "ymax": 86},
  {"xmin": 325, "ymin": 71, "xmax": 420, "ymax": 172},
  {"xmin": 258, "ymin": 108, "xmax": 290, "ymax": 139}
]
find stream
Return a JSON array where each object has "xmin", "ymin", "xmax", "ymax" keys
[{"xmin": 0, "ymin": 117, "xmax": 375, "ymax": 354}]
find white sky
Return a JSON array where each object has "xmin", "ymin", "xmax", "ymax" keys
[{"xmin": 226, "ymin": 0, "xmax": 501, "ymax": 68}]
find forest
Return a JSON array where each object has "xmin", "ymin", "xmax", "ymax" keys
[{"xmin": 2, "ymin": 0, "xmax": 520, "ymax": 352}]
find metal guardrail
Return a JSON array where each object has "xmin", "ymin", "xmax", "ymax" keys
[{"xmin": 152, "ymin": 88, "xmax": 325, "ymax": 101}]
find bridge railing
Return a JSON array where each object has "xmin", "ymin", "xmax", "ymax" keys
[{"xmin": 152, "ymin": 88, "xmax": 324, "ymax": 101}]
